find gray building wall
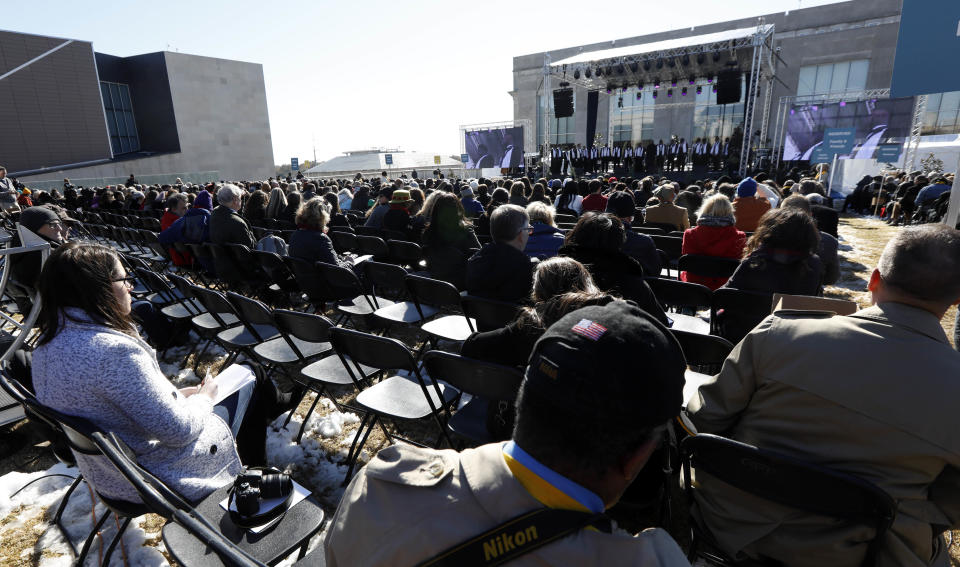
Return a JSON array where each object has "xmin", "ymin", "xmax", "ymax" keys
[
  {"xmin": 18, "ymin": 50, "xmax": 275, "ymax": 184},
  {"xmin": 513, "ymin": 0, "xmax": 904, "ymax": 150},
  {"xmin": 0, "ymin": 31, "xmax": 112, "ymax": 172}
]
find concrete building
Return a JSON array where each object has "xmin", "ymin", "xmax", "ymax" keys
[
  {"xmin": 0, "ymin": 29, "xmax": 274, "ymax": 186},
  {"xmin": 511, "ymin": 0, "xmax": 958, "ymax": 171}
]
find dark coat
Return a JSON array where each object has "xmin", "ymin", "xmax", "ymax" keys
[
  {"xmin": 461, "ymin": 319, "xmax": 542, "ymax": 368},
  {"xmin": 209, "ymin": 205, "xmax": 254, "ymax": 247},
  {"xmin": 288, "ymin": 229, "xmax": 348, "ymax": 268},
  {"xmin": 724, "ymin": 251, "xmax": 823, "ymax": 296},
  {"xmin": 558, "ymin": 244, "xmax": 668, "ymax": 325},
  {"xmin": 622, "ymin": 229, "xmax": 661, "ymax": 278},
  {"xmin": 466, "ymin": 243, "xmax": 534, "ymax": 302},
  {"xmin": 810, "ymin": 205, "xmax": 839, "ymax": 238},
  {"xmin": 423, "ymin": 227, "xmax": 481, "ymax": 289},
  {"xmin": 524, "ymin": 223, "xmax": 565, "ymax": 260}
]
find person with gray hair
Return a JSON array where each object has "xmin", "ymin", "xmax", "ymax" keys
[
  {"xmin": 466, "ymin": 204, "xmax": 535, "ymax": 301},
  {"xmin": 687, "ymin": 223, "xmax": 960, "ymax": 567},
  {"xmin": 209, "ymin": 183, "xmax": 254, "ymax": 247}
]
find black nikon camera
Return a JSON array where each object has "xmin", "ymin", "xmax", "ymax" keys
[{"xmin": 233, "ymin": 467, "xmax": 293, "ymax": 517}]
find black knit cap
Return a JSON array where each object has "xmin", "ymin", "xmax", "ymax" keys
[{"xmin": 523, "ymin": 301, "xmax": 686, "ymax": 428}]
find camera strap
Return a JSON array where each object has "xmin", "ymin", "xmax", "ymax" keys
[
  {"xmin": 415, "ymin": 508, "xmax": 610, "ymax": 567},
  {"xmin": 228, "ymin": 467, "xmax": 293, "ymax": 530}
]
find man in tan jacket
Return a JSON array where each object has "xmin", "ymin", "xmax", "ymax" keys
[
  {"xmin": 686, "ymin": 224, "xmax": 960, "ymax": 567},
  {"xmin": 643, "ymin": 185, "xmax": 690, "ymax": 231},
  {"xmin": 325, "ymin": 302, "xmax": 691, "ymax": 566}
]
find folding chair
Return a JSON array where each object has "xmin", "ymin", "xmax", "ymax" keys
[
  {"xmin": 460, "ymin": 294, "xmax": 521, "ymax": 332},
  {"xmin": 224, "ymin": 292, "xmax": 308, "ymax": 372},
  {"xmin": 405, "ymin": 274, "xmax": 476, "ymax": 344},
  {"xmin": 678, "ymin": 254, "xmax": 741, "ymax": 281},
  {"xmin": 681, "ymin": 434, "xmax": 896, "ymax": 566},
  {"xmin": 421, "ymin": 350, "xmax": 523, "ymax": 446},
  {"xmin": 387, "ymin": 239, "xmax": 423, "ymax": 270},
  {"xmin": 710, "ymin": 288, "xmax": 773, "ymax": 344},
  {"xmin": 251, "ymin": 250, "xmax": 299, "ymax": 303},
  {"xmin": 273, "ymin": 309, "xmax": 375, "ymax": 443},
  {"xmin": 651, "ymin": 235, "xmax": 683, "ymax": 271},
  {"xmin": 328, "ymin": 231, "xmax": 358, "ymax": 254},
  {"xmin": 225, "ymin": 244, "xmax": 270, "ymax": 293},
  {"xmin": 363, "ymin": 261, "xmax": 437, "ymax": 332},
  {"xmin": 632, "ymin": 226, "xmax": 666, "ymax": 235},
  {"xmin": 646, "ymin": 277, "xmax": 712, "ymax": 335},
  {"xmin": 356, "ymin": 235, "xmax": 390, "ymax": 261},
  {"xmin": 191, "ymin": 286, "xmax": 275, "ymax": 367},
  {"xmin": 283, "ymin": 256, "xmax": 333, "ymax": 312},
  {"xmin": 354, "ymin": 226, "xmax": 382, "ymax": 237},
  {"xmin": 643, "ymin": 221, "xmax": 680, "ymax": 233},
  {"xmin": 207, "ymin": 243, "xmax": 249, "ymax": 289},
  {"xmin": 329, "ymin": 327, "xmax": 460, "ymax": 481},
  {"xmin": 314, "ymin": 261, "xmax": 393, "ymax": 325},
  {"xmin": 670, "ymin": 329, "xmax": 734, "ymax": 375}
]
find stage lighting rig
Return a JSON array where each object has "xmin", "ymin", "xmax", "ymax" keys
[
  {"xmin": 681, "ymin": 87, "xmax": 688, "ymax": 96},
  {"xmin": 697, "ymin": 53, "xmax": 705, "ymax": 65},
  {"xmin": 629, "ymin": 61, "xmax": 638, "ymax": 73},
  {"xmin": 643, "ymin": 60, "xmax": 651, "ymax": 71},
  {"xmin": 681, "ymin": 54, "xmax": 690, "ymax": 66},
  {"xmin": 585, "ymin": 67, "xmax": 592, "ymax": 78},
  {"xmin": 667, "ymin": 89, "xmax": 673, "ymax": 97},
  {"xmin": 573, "ymin": 68, "xmax": 580, "ymax": 80}
]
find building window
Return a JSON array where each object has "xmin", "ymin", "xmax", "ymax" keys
[
  {"xmin": 100, "ymin": 81, "xmax": 140, "ymax": 155},
  {"xmin": 921, "ymin": 91, "xmax": 960, "ymax": 135},
  {"xmin": 608, "ymin": 87, "xmax": 656, "ymax": 146},
  {"xmin": 796, "ymin": 60, "xmax": 869, "ymax": 97}
]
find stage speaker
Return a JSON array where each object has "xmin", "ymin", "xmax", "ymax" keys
[
  {"xmin": 716, "ymin": 69, "xmax": 742, "ymax": 105},
  {"xmin": 553, "ymin": 88, "xmax": 574, "ymax": 118}
]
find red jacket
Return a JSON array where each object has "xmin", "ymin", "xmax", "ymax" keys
[
  {"xmin": 160, "ymin": 210, "xmax": 191, "ymax": 266},
  {"xmin": 680, "ymin": 225, "xmax": 747, "ymax": 290}
]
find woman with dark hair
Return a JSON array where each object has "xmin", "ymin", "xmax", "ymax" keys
[
  {"xmin": 475, "ymin": 187, "xmax": 510, "ymax": 237},
  {"xmin": 554, "ymin": 180, "xmax": 583, "ymax": 215},
  {"xmin": 64, "ymin": 188, "xmax": 80, "ymax": 211},
  {"xmin": 243, "ymin": 189, "xmax": 269, "ymax": 225},
  {"xmin": 281, "ymin": 191, "xmax": 302, "ymax": 224},
  {"xmin": 558, "ymin": 212, "xmax": 668, "ymax": 324},
  {"xmin": 461, "ymin": 256, "xmax": 614, "ymax": 368},
  {"xmin": 528, "ymin": 182, "xmax": 550, "ymax": 204},
  {"xmin": 421, "ymin": 192, "xmax": 481, "ymax": 288},
  {"xmin": 265, "ymin": 187, "xmax": 288, "ymax": 219},
  {"xmin": 31, "ymin": 242, "xmax": 274, "ymax": 504},
  {"xmin": 724, "ymin": 208, "xmax": 823, "ymax": 295},
  {"xmin": 508, "ymin": 181, "xmax": 528, "ymax": 207},
  {"xmin": 322, "ymin": 192, "xmax": 350, "ymax": 228},
  {"xmin": 409, "ymin": 187, "xmax": 425, "ymax": 216}
]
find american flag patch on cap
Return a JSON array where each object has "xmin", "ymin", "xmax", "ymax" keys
[{"xmin": 571, "ymin": 319, "xmax": 607, "ymax": 341}]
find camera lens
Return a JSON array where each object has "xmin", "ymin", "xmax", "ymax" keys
[{"xmin": 260, "ymin": 473, "xmax": 292, "ymax": 499}]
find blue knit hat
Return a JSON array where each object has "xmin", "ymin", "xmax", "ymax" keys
[{"xmin": 737, "ymin": 177, "xmax": 758, "ymax": 197}]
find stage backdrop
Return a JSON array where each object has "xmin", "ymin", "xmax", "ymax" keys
[
  {"xmin": 464, "ymin": 126, "xmax": 524, "ymax": 169},
  {"xmin": 782, "ymin": 97, "xmax": 915, "ymax": 162}
]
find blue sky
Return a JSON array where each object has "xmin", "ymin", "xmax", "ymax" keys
[{"xmin": 4, "ymin": 0, "xmax": 844, "ymax": 166}]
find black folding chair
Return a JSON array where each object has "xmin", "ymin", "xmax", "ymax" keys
[
  {"xmin": 710, "ymin": 288, "xmax": 773, "ymax": 344},
  {"xmin": 681, "ymin": 434, "xmax": 896, "ymax": 567},
  {"xmin": 421, "ymin": 351, "xmax": 522, "ymax": 446},
  {"xmin": 283, "ymin": 256, "xmax": 333, "ymax": 312},
  {"xmin": 460, "ymin": 294, "xmax": 521, "ymax": 332},
  {"xmin": 356, "ymin": 235, "xmax": 390, "ymax": 261},
  {"xmin": 670, "ymin": 329, "xmax": 734, "ymax": 375},
  {"xmin": 363, "ymin": 261, "xmax": 437, "ymax": 332},
  {"xmin": 646, "ymin": 277, "xmax": 712, "ymax": 334},
  {"xmin": 273, "ymin": 310, "xmax": 375, "ymax": 443},
  {"xmin": 387, "ymin": 239, "xmax": 423, "ymax": 270},
  {"xmin": 328, "ymin": 231, "xmax": 358, "ymax": 254},
  {"xmin": 678, "ymin": 254, "xmax": 741, "ymax": 281},
  {"xmin": 314, "ymin": 261, "xmax": 393, "ymax": 325},
  {"xmin": 192, "ymin": 287, "xmax": 277, "ymax": 367},
  {"xmin": 329, "ymin": 328, "xmax": 460, "ymax": 482},
  {"xmin": 405, "ymin": 274, "xmax": 476, "ymax": 345}
]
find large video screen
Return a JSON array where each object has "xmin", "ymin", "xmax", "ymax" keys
[
  {"xmin": 782, "ymin": 97, "xmax": 915, "ymax": 161},
  {"xmin": 464, "ymin": 126, "xmax": 524, "ymax": 169}
]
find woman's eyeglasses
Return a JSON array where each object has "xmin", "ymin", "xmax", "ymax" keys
[{"xmin": 113, "ymin": 275, "xmax": 137, "ymax": 288}]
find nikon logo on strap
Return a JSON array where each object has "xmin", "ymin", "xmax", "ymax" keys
[
  {"xmin": 482, "ymin": 526, "xmax": 538, "ymax": 561},
  {"xmin": 417, "ymin": 508, "xmax": 609, "ymax": 567}
]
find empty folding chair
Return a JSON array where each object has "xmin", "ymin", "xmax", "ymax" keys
[
  {"xmin": 387, "ymin": 239, "xmax": 424, "ymax": 270},
  {"xmin": 422, "ymin": 350, "xmax": 523, "ymax": 447},
  {"xmin": 646, "ymin": 277, "xmax": 712, "ymax": 334},
  {"xmin": 356, "ymin": 235, "xmax": 390, "ymax": 262},
  {"xmin": 460, "ymin": 294, "xmax": 521, "ymax": 332},
  {"xmin": 329, "ymin": 327, "xmax": 460, "ymax": 481},
  {"xmin": 405, "ymin": 274, "xmax": 476, "ymax": 344},
  {"xmin": 363, "ymin": 261, "xmax": 437, "ymax": 332},
  {"xmin": 272, "ymin": 309, "xmax": 376, "ymax": 442},
  {"xmin": 315, "ymin": 261, "xmax": 393, "ymax": 326},
  {"xmin": 710, "ymin": 288, "xmax": 774, "ymax": 344},
  {"xmin": 670, "ymin": 329, "xmax": 734, "ymax": 375},
  {"xmin": 191, "ymin": 286, "xmax": 275, "ymax": 367},
  {"xmin": 250, "ymin": 250, "xmax": 298, "ymax": 304},
  {"xmin": 283, "ymin": 256, "xmax": 333, "ymax": 312},
  {"xmin": 328, "ymin": 230, "xmax": 358, "ymax": 254}
]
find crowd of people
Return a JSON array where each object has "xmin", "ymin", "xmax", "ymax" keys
[{"xmin": 2, "ymin": 159, "xmax": 959, "ymax": 567}]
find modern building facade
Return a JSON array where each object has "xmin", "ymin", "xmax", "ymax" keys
[
  {"xmin": 511, "ymin": 0, "xmax": 959, "ymax": 170},
  {"xmin": 0, "ymin": 30, "xmax": 274, "ymax": 185}
]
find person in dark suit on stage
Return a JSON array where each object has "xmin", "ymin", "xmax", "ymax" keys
[
  {"xmin": 655, "ymin": 140, "xmax": 666, "ymax": 173},
  {"xmin": 677, "ymin": 138, "xmax": 689, "ymax": 171}
]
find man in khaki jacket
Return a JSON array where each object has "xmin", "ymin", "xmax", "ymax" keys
[
  {"xmin": 643, "ymin": 185, "xmax": 690, "ymax": 231},
  {"xmin": 325, "ymin": 302, "xmax": 690, "ymax": 566},
  {"xmin": 686, "ymin": 224, "xmax": 960, "ymax": 567}
]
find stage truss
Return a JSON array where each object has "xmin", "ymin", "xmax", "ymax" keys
[{"xmin": 541, "ymin": 20, "xmax": 776, "ymax": 176}]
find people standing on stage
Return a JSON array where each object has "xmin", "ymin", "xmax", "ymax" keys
[
  {"xmin": 677, "ymin": 138, "xmax": 689, "ymax": 172},
  {"xmin": 710, "ymin": 136, "xmax": 723, "ymax": 171},
  {"xmin": 656, "ymin": 140, "xmax": 666, "ymax": 173},
  {"xmin": 600, "ymin": 144, "xmax": 611, "ymax": 173},
  {"xmin": 622, "ymin": 144, "xmax": 634, "ymax": 173},
  {"xmin": 646, "ymin": 141, "xmax": 657, "ymax": 173},
  {"xmin": 612, "ymin": 144, "xmax": 622, "ymax": 170}
]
